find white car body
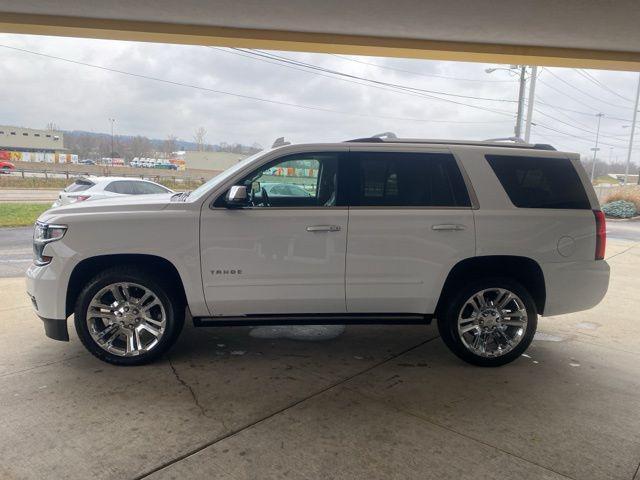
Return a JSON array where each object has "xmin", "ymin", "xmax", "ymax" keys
[
  {"xmin": 52, "ymin": 176, "xmax": 174, "ymax": 207},
  {"xmin": 26, "ymin": 139, "xmax": 610, "ymax": 365}
]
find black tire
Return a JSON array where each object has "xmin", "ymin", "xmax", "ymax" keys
[
  {"xmin": 74, "ymin": 266, "xmax": 184, "ymax": 366},
  {"xmin": 437, "ymin": 277, "xmax": 537, "ymax": 367}
]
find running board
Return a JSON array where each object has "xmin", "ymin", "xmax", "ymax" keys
[{"xmin": 193, "ymin": 313, "xmax": 432, "ymax": 327}]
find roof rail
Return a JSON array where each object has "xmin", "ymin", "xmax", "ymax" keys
[{"xmin": 344, "ymin": 135, "xmax": 556, "ymax": 151}]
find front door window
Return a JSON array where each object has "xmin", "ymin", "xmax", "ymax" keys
[{"xmin": 231, "ymin": 153, "xmax": 340, "ymax": 208}]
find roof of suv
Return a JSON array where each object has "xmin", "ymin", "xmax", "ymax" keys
[{"xmin": 344, "ymin": 135, "xmax": 557, "ymax": 151}]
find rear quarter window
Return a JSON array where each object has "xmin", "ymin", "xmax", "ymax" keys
[
  {"xmin": 65, "ymin": 180, "xmax": 94, "ymax": 192},
  {"xmin": 485, "ymin": 155, "xmax": 591, "ymax": 209}
]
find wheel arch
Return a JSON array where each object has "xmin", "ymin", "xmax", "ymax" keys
[
  {"xmin": 435, "ymin": 255, "xmax": 546, "ymax": 318},
  {"xmin": 66, "ymin": 254, "xmax": 187, "ymax": 317}
]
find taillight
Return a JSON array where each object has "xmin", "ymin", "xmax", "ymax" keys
[
  {"xmin": 71, "ymin": 195, "xmax": 91, "ymax": 202},
  {"xmin": 593, "ymin": 210, "xmax": 606, "ymax": 260}
]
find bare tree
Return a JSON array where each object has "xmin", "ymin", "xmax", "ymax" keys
[
  {"xmin": 163, "ymin": 134, "xmax": 178, "ymax": 156},
  {"xmin": 193, "ymin": 127, "xmax": 207, "ymax": 151},
  {"xmin": 46, "ymin": 122, "xmax": 59, "ymax": 131},
  {"xmin": 130, "ymin": 136, "xmax": 153, "ymax": 159}
]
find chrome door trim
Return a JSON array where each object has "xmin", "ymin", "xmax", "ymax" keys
[{"xmin": 306, "ymin": 225, "xmax": 342, "ymax": 232}]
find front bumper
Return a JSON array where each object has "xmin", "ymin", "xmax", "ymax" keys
[
  {"xmin": 26, "ymin": 259, "xmax": 71, "ymax": 341},
  {"xmin": 39, "ymin": 315, "xmax": 69, "ymax": 341}
]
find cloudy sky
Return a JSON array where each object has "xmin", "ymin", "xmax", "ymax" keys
[{"xmin": 1, "ymin": 33, "xmax": 639, "ymax": 165}]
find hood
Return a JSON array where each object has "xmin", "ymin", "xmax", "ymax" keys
[{"xmin": 39, "ymin": 193, "xmax": 175, "ymax": 222}]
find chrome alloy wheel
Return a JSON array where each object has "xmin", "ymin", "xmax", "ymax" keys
[
  {"xmin": 86, "ymin": 282, "xmax": 167, "ymax": 357},
  {"xmin": 457, "ymin": 288, "xmax": 528, "ymax": 358}
]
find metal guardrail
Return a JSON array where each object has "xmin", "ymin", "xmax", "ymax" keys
[{"xmin": 5, "ymin": 167, "xmax": 209, "ymax": 185}]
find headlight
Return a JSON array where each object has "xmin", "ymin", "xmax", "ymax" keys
[{"xmin": 33, "ymin": 222, "xmax": 67, "ymax": 266}]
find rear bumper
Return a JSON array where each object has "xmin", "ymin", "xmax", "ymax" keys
[{"xmin": 542, "ymin": 260, "xmax": 610, "ymax": 316}]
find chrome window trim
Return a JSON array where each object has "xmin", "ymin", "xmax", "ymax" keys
[
  {"xmin": 207, "ymin": 147, "xmax": 348, "ymax": 210},
  {"xmin": 348, "ymin": 205, "xmax": 474, "ymax": 210},
  {"xmin": 210, "ymin": 206, "xmax": 348, "ymax": 211},
  {"xmin": 206, "ymin": 145, "xmax": 479, "ymax": 211}
]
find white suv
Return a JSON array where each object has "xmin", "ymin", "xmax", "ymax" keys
[{"xmin": 26, "ymin": 137, "xmax": 610, "ymax": 367}]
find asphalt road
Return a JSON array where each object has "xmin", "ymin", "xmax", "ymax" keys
[
  {"xmin": 0, "ymin": 226, "xmax": 33, "ymax": 278},
  {"xmin": 0, "ymin": 189, "xmax": 58, "ymax": 202},
  {"xmin": 1, "ymin": 220, "xmax": 639, "ymax": 278}
]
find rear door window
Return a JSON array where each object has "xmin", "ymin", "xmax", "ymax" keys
[
  {"xmin": 346, "ymin": 152, "xmax": 471, "ymax": 207},
  {"xmin": 485, "ymin": 155, "xmax": 590, "ymax": 209},
  {"xmin": 105, "ymin": 181, "xmax": 139, "ymax": 195}
]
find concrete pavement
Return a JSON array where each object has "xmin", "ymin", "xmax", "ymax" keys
[{"xmin": 0, "ymin": 240, "xmax": 639, "ymax": 480}]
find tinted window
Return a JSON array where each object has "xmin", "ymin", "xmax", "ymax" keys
[
  {"xmin": 348, "ymin": 152, "xmax": 471, "ymax": 207},
  {"xmin": 217, "ymin": 153, "xmax": 340, "ymax": 208},
  {"xmin": 65, "ymin": 180, "xmax": 94, "ymax": 192},
  {"xmin": 134, "ymin": 182, "xmax": 170, "ymax": 194},
  {"xmin": 486, "ymin": 155, "xmax": 590, "ymax": 209},
  {"xmin": 105, "ymin": 181, "xmax": 138, "ymax": 195}
]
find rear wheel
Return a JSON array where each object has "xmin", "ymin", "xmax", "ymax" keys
[
  {"xmin": 74, "ymin": 266, "xmax": 184, "ymax": 365},
  {"xmin": 438, "ymin": 277, "xmax": 537, "ymax": 367}
]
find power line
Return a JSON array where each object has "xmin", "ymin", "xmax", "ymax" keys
[
  {"xmin": 532, "ymin": 108, "xmax": 629, "ymax": 142},
  {"xmin": 325, "ymin": 53, "xmax": 517, "ymax": 83},
  {"xmin": 211, "ymin": 47, "xmax": 517, "ymax": 114},
  {"xmin": 537, "ymin": 76, "xmax": 612, "ymax": 112},
  {"xmin": 534, "ymin": 122, "xmax": 632, "ymax": 148},
  {"xmin": 0, "ymin": 44, "xmax": 514, "ymax": 126},
  {"xmin": 575, "ymin": 69, "xmax": 634, "ymax": 103},
  {"xmin": 535, "ymin": 98, "xmax": 631, "ymax": 123},
  {"xmin": 544, "ymin": 69, "xmax": 633, "ymax": 109},
  {"xmin": 232, "ymin": 48, "xmax": 518, "ymax": 109}
]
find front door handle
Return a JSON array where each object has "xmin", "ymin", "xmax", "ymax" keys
[
  {"xmin": 432, "ymin": 224, "xmax": 466, "ymax": 231},
  {"xmin": 306, "ymin": 225, "xmax": 341, "ymax": 232}
]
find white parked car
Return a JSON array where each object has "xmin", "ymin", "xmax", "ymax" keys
[
  {"xmin": 27, "ymin": 137, "xmax": 610, "ymax": 367},
  {"xmin": 52, "ymin": 176, "xmax": 174, "ymax": 207}
]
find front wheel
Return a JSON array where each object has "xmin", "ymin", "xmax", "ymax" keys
[
  {"xmin": 438, "ymin": 277, "xmax": 537, "ymax": 367},
  {"xmin": 74, "ymin": 267, "xmax": 184, "ymax": 365}
]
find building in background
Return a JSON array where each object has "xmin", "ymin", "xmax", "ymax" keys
[
  {"xmin": 0, "ymin": 125, "xmax": 64, "ymax": 152},
  {"xmin": 0, "ymin": 125, "xmax": 77, "ymax": 163}
]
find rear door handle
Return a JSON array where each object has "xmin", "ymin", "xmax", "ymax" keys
[
  {"xmin": 432, "ymin": 224, "xmax": 466, "ymax": 231},
  {"xmin": 306, "ymin": 225, "xmax": 341, "ymax": 232}
]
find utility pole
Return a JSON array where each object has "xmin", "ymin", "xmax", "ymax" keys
[
  {"xmin": 590, "ymin": 113, "xmax": 604, "ymax": 182},
  {"xmin": 109, "ymin": 118, "xmax": 115, "ymax": 159},
  {"xmin": 624, "ymin": 73, "xmax": 640, "ymax": 185},
  {"xmin": 485, "ymin": 65, "xmax": 529, "ymax": 141},
  {"xmin": 524, "ymin": 66, "xmax": 538, "ymax": 143},
  {"xmin": 514, "ymin": 65, "xmax": 527, "ymax": 140}
]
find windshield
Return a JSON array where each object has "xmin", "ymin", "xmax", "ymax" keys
[{"xmin": 187, "ymin": 149, "xmax": 270, "ymax": 201}]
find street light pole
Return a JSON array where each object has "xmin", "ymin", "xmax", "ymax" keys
[
  {"xmin": 624, "ymin": 73, "xmax": 640, "ymax": 185},
  {"xmin": 590, "ymin": 113, "xmax": 604, "ymax": 182},
  {"xmin": 485, "ymin": 66, "xmax": 530, "ymax": 141},
  {"xmin": 109, "ymin": 118, "xmax": 115, "ymax": 159},
  {"xmin": 524, "ymin": 66, "xmax": 538, "ymax": 143},
  {"xmin": 514, "ymin": 66, "xmax": 527, "ymax": 140}
]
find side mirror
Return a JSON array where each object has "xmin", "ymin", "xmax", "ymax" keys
[{"xmin": 226, "ymin": 185, "xmax": 248, "ymax": 207}]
